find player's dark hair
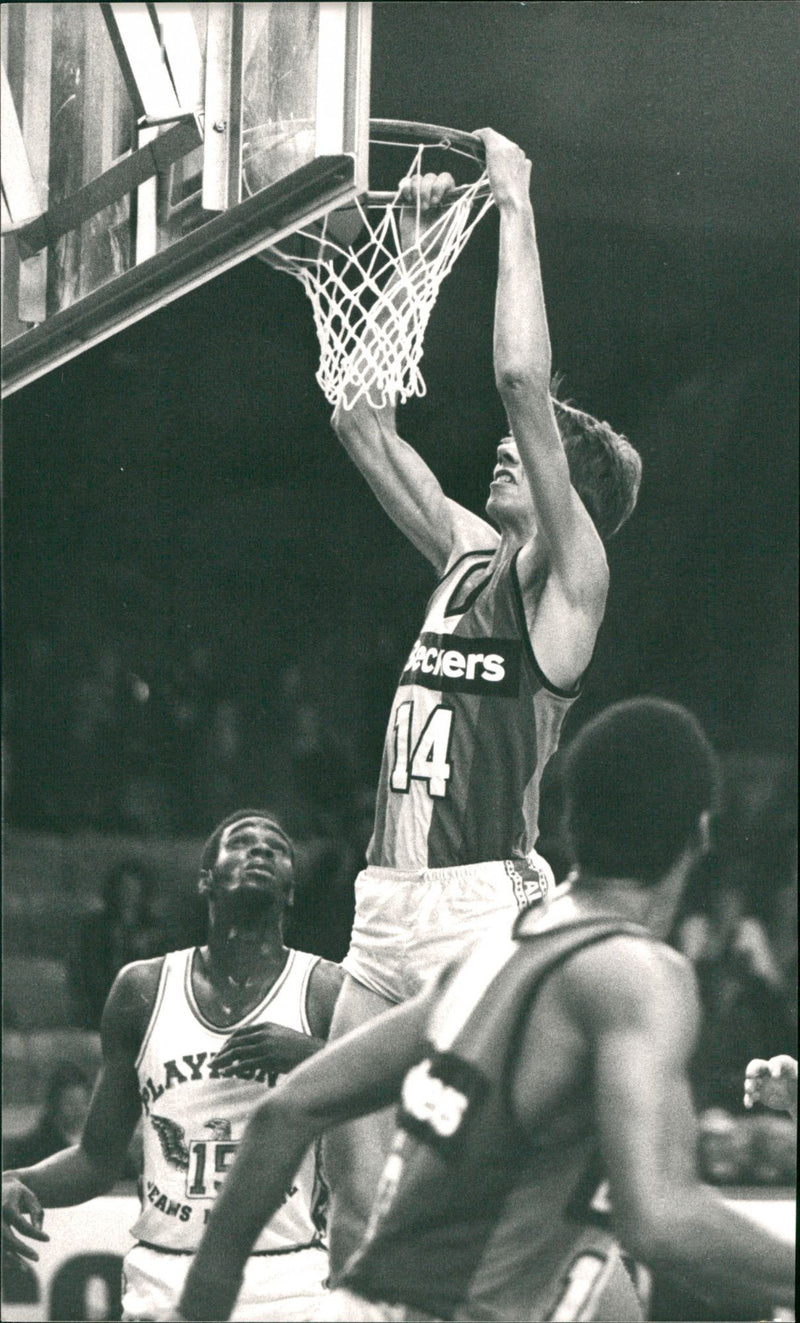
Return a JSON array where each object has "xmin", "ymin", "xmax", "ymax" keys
[
  {"xmin": 553, "ymin": 391, "xmax": 642, "ymax": 541},
  {"xmin": 563, "ymin": 698, "xmax": 719, "ymax": 885},
  {"xmin": 200, "ymin": 809, "xmax": 294, "ymax": 874}
]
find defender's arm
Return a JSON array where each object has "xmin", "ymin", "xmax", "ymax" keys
[
  {"xmin": 582, "ymin": 941, "xmax": 794, "ymax": 1316},
  {"xmin": 2, "ymin": 961, "xmax": 155, "ymax": 1259},
  {"xmin": 176, "ymin": 990, "xmax": 432, "ymax": 1321}
]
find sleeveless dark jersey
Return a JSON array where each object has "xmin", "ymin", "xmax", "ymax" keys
[
  {"xmin": 341, "ymin": 910, "xmax": 655, "ymax": 1320},
  {"xmin": 368, "ymin": 550, "xmax": 579, "ymax": 870}
]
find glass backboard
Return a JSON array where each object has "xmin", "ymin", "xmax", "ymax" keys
[{"xmin": 1, "ymin": 2, "xmax": 371, "ymax": 396}]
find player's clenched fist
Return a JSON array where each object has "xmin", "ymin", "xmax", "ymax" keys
[
  {"xmin": 743, "ymin": 1055, "xmax": 797, "ymax": 1121},
  {"xmin": 398, "ymin": 170, "xmax": 456, "ymax": 213},
  {"xmin": 472, "ymin": 128, "xmax": 531, "ymax": 207},
  {"xmin": 397, "ymin": 171, "xmax": 457, "ymax": 255},
  {"xmin": 1, "ymin": 1174, "xmax": 49, "ymax": 1263}
]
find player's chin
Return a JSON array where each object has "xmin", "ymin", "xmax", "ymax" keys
[
  {"xmin": 234, "ymin": 875, "xmax": 281, "ymax": 900},
  {"xmin": 485, "ymin": 487, "xmax": 515, "ymax": 519}
]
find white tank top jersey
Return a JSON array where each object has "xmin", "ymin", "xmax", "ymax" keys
[{"xmin": 131, "ymin": 947, "xmax": 325, "ymax": 1253}]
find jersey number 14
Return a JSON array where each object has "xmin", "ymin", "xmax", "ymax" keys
[{"xmin": 391, "ymin": 701, "xmax": 453, "ymax": 799}]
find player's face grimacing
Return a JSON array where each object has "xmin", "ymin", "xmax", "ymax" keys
[
  {"xmin": 206, "ymin": 817, "xmax": 295, "ymax": 906},
  {"xmin": 485, "ymin": 436, "xmax": 536, "ymax": 532}
]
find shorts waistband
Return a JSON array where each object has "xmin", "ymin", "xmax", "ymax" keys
[
  {"xmin": 135, "ymin": 1238, "xmax": 325, "ymax": 1258},
  {"xmin": 362, "ymin": 852, "xmax": 549, "ymax": 885}
]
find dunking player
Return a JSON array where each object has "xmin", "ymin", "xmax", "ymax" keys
[
  {"xmin": 325, "ymin": 127, "xmax": 643, "ymax": 1266},
  {"xmin": 1, "ymin": 810, "xmax": 343, "ymax": 1322},
  {"xmin": 165, "ymin": 699, "xmax": 794, "ymax": 1322}
]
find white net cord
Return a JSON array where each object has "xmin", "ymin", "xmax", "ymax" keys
[{"xmin": 270, "ymin": 147, "xmax": 494, "ymax": 410}]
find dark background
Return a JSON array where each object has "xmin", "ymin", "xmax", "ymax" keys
[{"xmin": 4, "ymin": 0, "xmax": 798, "ymax": 837}]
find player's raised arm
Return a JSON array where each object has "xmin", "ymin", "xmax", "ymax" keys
[
  {"xmin": 175, "ymin": 990, "xmax": 432, "ymax": 1322},
  {"xmin": 583, "ymin": 942, "xmax": 795, "ymax": 1317},
  {"xmin": 2, "ymin": 961, "xmax": 152, "ymax": 1261},
  {"xmin": 332, "ymin": 394, "xmax": 496, "ymax": 575},
  {"xmin": 331, "ymin": 170, "xmax": 498, "ymax": 576},
  {"xmin": 476, "ymin": 128, "xmax": 609, "ymax": 599}
]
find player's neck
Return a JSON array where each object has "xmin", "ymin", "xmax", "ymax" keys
[
  {"xmin": 569, "ymin": 857, "xmax": 691, "ymax": 938},
  {"xmin": 205, "ymin": 909, "xmax": 288, "ymax": 986},
  {"xmin": 494, "ymin": 525, "xmax": 540, "ymax": 570}
]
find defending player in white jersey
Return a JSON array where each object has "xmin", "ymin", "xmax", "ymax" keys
[
  {"xmin": 324, "ymin": 128, "xmax": 643, "ymax": 1269},
  {"xmin": 1, "ymin": 809, "xmax": 343, "ymax": 1322}
]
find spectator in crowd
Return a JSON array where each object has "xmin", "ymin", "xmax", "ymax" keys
[
  {"xmin": 70, "ymin": 858, "xmax": 166, "ymax": 1029},
  {"xmin": 744, "ymin": 1054, "xmax": 798, "ymax": 1123},
  {"xmin": 3, "ymin": 1065, "xmax": 91, "ymax": 1169},
  {"xmin": 675, "ymin": 830, "xmax": 796, "ymax": 1113},
  {"xmin": 676, "ymin": 871, "xmax": 784, "ymax": 989}
]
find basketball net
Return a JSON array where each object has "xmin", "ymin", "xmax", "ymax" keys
[{"xmin": 269, "ymin": 146, "xmax": 494, "ymax": 410}]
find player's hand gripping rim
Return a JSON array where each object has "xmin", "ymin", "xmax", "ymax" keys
[{"xmin": 397, "ymin": 170, "xmax": 457, "ymax": 257}]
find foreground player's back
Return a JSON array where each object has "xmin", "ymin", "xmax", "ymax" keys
[{"xmin": 340, "ymin": 906, "xmax": 655, "ymax": 1322}]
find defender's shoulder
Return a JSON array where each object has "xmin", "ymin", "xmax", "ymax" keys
[
  {"xmin": 305, "ymin": 957, "xmax": 345, "ymax": 1038},
  {"xmin": 562, "ymin": 933, "xmax": 698, "ymax": 1027},
  {"xmin": 101, "ymin": 955, "xmax": 167, "ymax": 1049}
]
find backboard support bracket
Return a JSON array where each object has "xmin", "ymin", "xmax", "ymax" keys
[
  {"xmin": 2, "ymin": 153, "xmax": 357, "ymax": 397},
  {"xmin": 14, "ymin": 114, "xmax": 203, "ymax": 259}
]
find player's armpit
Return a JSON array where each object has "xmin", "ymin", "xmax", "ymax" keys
[{"xmin": 509, "ymin": 388, "xmax": 609, "ymax": 601}]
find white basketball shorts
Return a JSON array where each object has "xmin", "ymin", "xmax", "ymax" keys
[
  {"xmin": 120, "ymin": 1242, "xmax": 329, "ymax": 1322},
  {"xmin": 342, "ymin": 852, "xmax": 553, "ymax": 1003}
]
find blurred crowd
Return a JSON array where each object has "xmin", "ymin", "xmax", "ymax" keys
[
  {"xmin": 2, "ymin": 628, "xmax": 797, "ymax": 1187},
  {"xmin": 2, "ymin": 628, "xmax": 397, "ymax": 841}
]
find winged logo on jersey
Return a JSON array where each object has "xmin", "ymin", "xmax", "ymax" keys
[
  {"xmin": 206, "ymin": 1118, "xmax": 233, "ymax": 1140},
  {"xmin": 150, "ymin": 1114, "xmax": 190, "ymax": 1171}
]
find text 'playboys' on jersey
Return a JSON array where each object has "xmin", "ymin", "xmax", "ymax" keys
[
  {"xmin": 368, "ymin": 550, "xmax": 579, "ymax": 870},
  {"xmin": 133, "ymin": 947, "xmax": 325, "ymax": 1253}
]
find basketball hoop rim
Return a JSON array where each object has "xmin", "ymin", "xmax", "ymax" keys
[{"xmin": 364, "ymin": 119, "xmax": 490, "ymax": 207}]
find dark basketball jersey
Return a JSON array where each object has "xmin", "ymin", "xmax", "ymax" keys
[
  {"xmin": 368, "ymin": 550, "xmax": 579, "ymax": 870},
  {"xmin": 341, "ymin": 908, "xmax": 655, "ymax": 1321}
]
